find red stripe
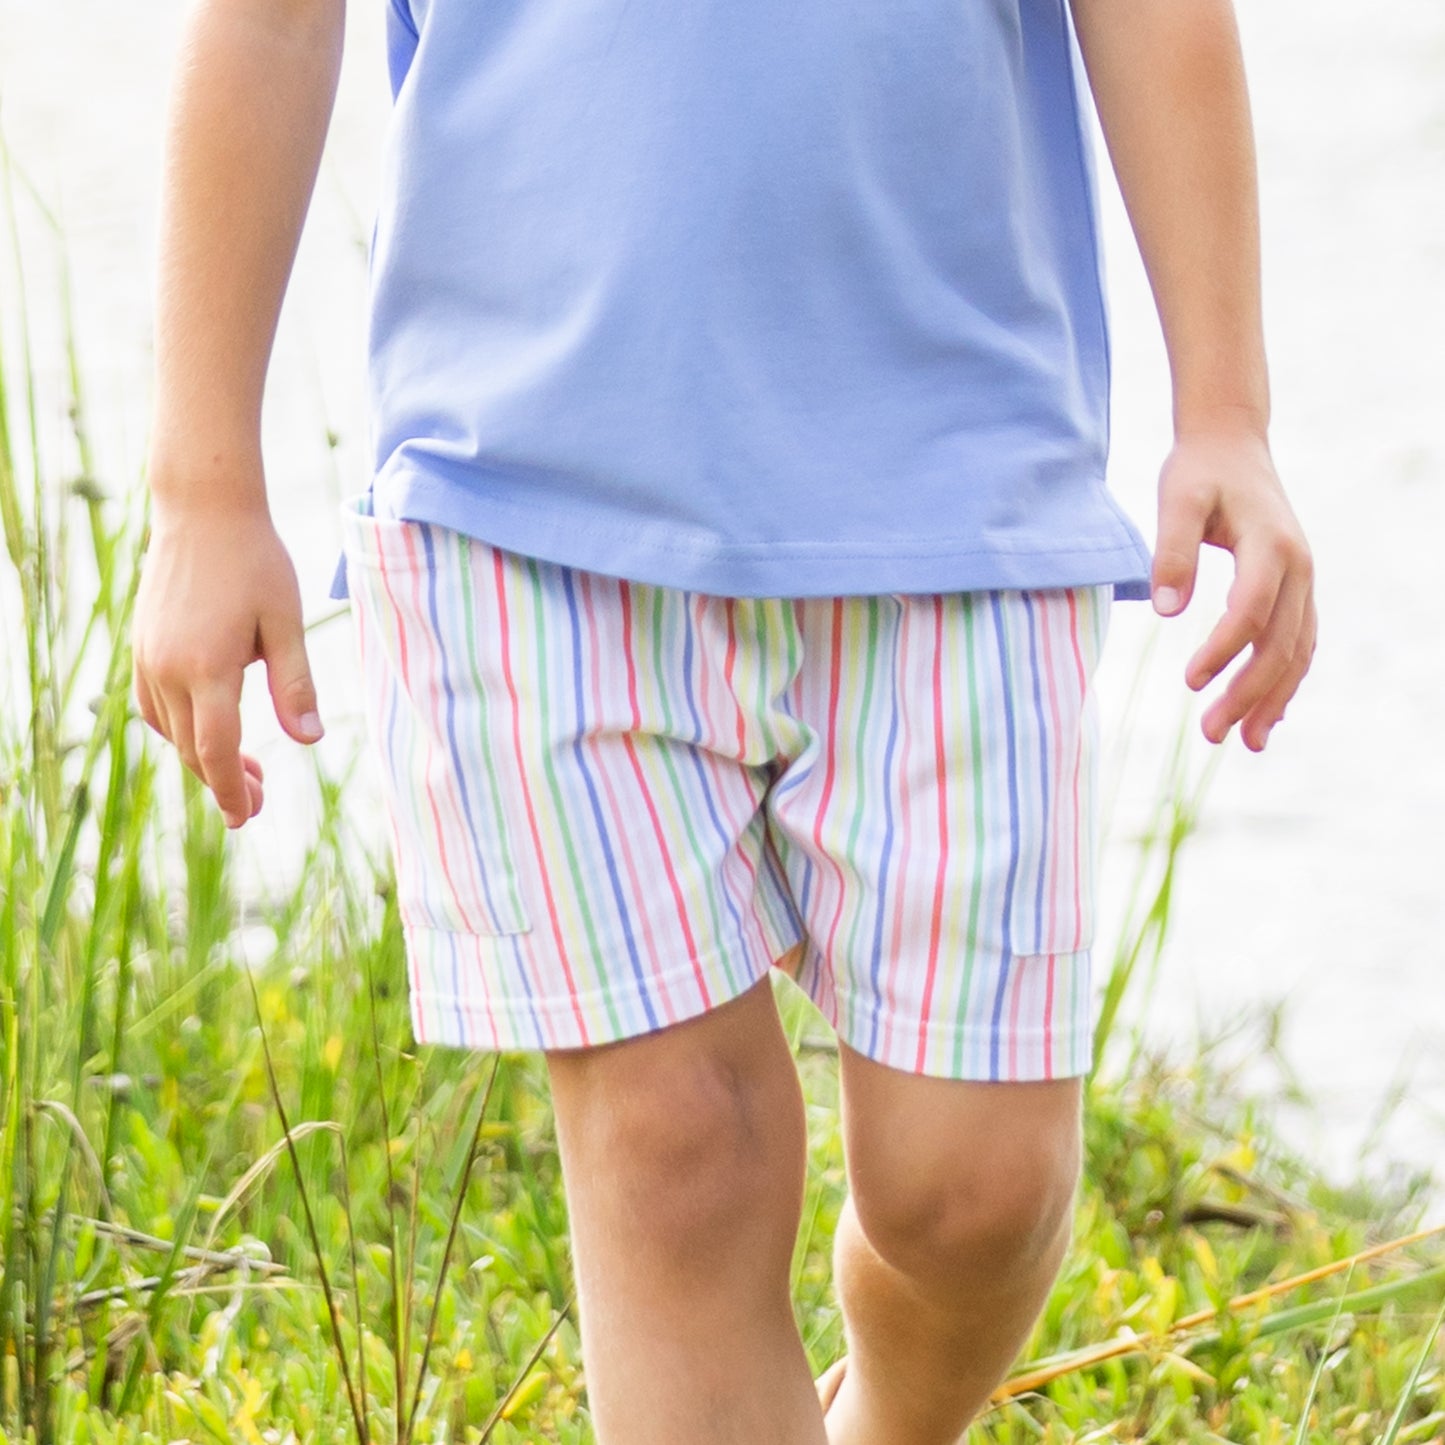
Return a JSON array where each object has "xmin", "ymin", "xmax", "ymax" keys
[
  {"xmin": 691, "ymin": 596, "xmax": 775, "ymax": 970},
  {"xmin": 1065, "ymin": 591, "xmax": 1088, "ymax": 953},
  {"xmin": 402, "ymin": 529, "xmax": 476, "ymax": 907},
  {"xmin": 617, "ymin": 582, "xmax": 714, "ymax": 1004},
  {"xmin": 581, "ymin": 574, "xmax": 680, "ymax": 1024},
  {"xmin": 703, "ymin": 746, "xmax": 775, "ymax": 965},
  {"xmin": 723, "ymin": 599, "xmax": 748, "ymax": 757},
  {"xmin": 1007, "ymin": 950, "xmax": 1027, "ymax": 1079},
  {"xmin": 387, "ymin": 530, "xmax": 482, "ymax": 938},
  {"xmin": 626, "ymin": 733, "xmax": 711, "ymax": 1005},
  {"xmin": 492, "ymin": 548, "xmax": 589, "ymax": 1046},
  {"xmin": 620, "ymin": 579, "xmax": 643, "ymax": 731},
  {"xmin": 816, "ymin": 598, "xmax": 851, "ymax": 972},
  {"xmin": 1037, "ymin": 592, "xmax": 1067, "ymax": 1077},
  {"xmin": 1044, "ymin": 956, "xmax": 1057, "ymax": 1081},
  {"xmin": 915, "ymin": 596, "xmax": 950, "ymax": 1073},
  {"xmin": 694, "ymin": 595, "xmax": 719, "ymax": 752},
  {"xmin": 358, "ymin": 592, "xmax": 428, "ymax": 1039},
  {"xmin": 880, "ymin": 604, "xmax": 919, "ymax": 1067}
]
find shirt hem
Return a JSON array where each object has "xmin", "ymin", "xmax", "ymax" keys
[{"xmin": 329, "ymin": 471, "xmax": 1154, "ymax": 603}]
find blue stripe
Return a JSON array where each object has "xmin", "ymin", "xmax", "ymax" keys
[
  {"xmin": 661, "ymin": 601, "xmax": 745, "ymax": 996},
  {"xmin": 865, "ymin": 600, "xmax": 902, "ymax": 1059},
  {"xmin": 988, "ymin": 593, "xmax": 1022, "ymax": 1081},
  {"xmin": 418, "ymin": 528, "xmax": 472, "ymax": 1039},
  {"xmin": 445, "ymin": 930, "xmax": 465, "ymax": 1039},
  {"xmin": 451, "ymin": 535, "xmax": 545, "ymax": 1044},
  {"xmin": 507, "ymin": 938, "xmax": 547, "ymax": 1049},
  {"xmin": 383, "ymin": 668, "xmax": 402, "ymax": 841},
  {"xmin": 679, "ymin": 593, "xmax": 705, "ymax": 745},
  {"xmin": 560, "ymin": 568, "xmax": 659, "ymax": 1030},
  {"xmin": 1023, "ymin": 592, "xmax": 1052, "ymax": 954},
  {"xmin": 796, "ymin": 854, "xmax": 815, "ymax": 928},
  {"xmin": 421, "ymin": 525, "xmax": 508, "ymax": 943},
  {"xmin": 677, "ymin": 598, "xmax": 759, "ymax": 971}
]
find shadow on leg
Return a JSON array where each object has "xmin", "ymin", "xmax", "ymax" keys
[{"xmin": 545, "ymin": 971, "xmax": 828, "ymax": 1445}]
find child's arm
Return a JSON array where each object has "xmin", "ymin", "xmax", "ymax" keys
[
  {"xmin": 1069, "ymin": 0, "xmax": 1316, "ymax": 752},
  {"xmin": 132, "ymin": 0, "xmax": 345, "ymax": 826}
]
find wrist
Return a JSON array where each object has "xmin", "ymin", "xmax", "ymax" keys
[
  {"xmin": 1171, "ymin": 364, "xmax": 1271, "ymax": 440},
  {"xmin": 1172, "ymin": 399, "xmax": 1271, "ymax": 444},
  {"xmin": 146, "ymin": 432, "xmax": 270, "ymax": 520}
]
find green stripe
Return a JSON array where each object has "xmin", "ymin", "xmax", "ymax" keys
[
  {"xmin": 455, "ymin": 534, "xmax": 528, "ymax": 926},
  {"xmin": 779, "ymin": 596, "xmax": 802, "ymax": 688},
  {"xmin": 525, "ymin": 557, "xmax": 626, "ymax": 1040},
  {"xmin": 656, "ymin": 740, "xmax": 744, "ymax": 996},
  {"xmin": 366, "ymin": 563, "xmax": 431, "ymax": 906},
  {"xmin": 1071, "ymin": 955, "xmax": 1084, "ymax": 1076},
  {"xmin": 751, "ymin": 598, "xmax": 797, "ymax": 762},
  {"xmin": 950, "ymin": 594, "xmax": 987, "ymax": 1081},
  {"xmin": 750, "ymin": 600, "xmax": 778, "ymax": 761},
  {"xmin": 649, "ymin": 585, "xmax": 677, "ymax": 737},
  {"xmin": 839, "ymin": 596, "xmax": 881, "ymax": 1050},
  {"xmin": 648, "ymin": 586, "xmax": 744, "ymax": 997}
]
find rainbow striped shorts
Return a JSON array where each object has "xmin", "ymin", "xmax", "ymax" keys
[{"xmin": 339, "ymin": 491, "xmax": 1112, "ymax": 1081}]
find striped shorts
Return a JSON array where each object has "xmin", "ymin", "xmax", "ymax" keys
[{"xmin": 339, "ymin": 491, "xmax": 1112, "ymax": 1081}]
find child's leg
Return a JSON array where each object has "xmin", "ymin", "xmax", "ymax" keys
[
  {"xmin": 765, "ymin": 584, "xmax": 1113, "ymax": 1443},
  {"xmin": 545, "ymin": 967, "xmax": 828, "ymax": 1445},
  {"xmin": 825, "ymin": 1053, "xmax": 1082, "ymax": 1445},
  {"xmin": 339, "ymin": 509, "xmax": 823, "ymax": 1436}
]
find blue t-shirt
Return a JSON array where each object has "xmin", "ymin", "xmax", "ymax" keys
[{"xmin": 330, "ymin": 0, "xmax": 1152, "ymax": 602}]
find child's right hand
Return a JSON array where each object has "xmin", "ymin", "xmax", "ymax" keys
[{"xmin": 132, "ymin": 506, "xmax": 324, "ymax": 829}]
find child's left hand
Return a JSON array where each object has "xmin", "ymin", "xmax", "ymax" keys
[{"xmin": 1149, "ymin": 426, "xmax": 1316, "ymax": 752}]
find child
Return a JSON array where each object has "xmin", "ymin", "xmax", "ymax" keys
[{"xmin": 132, "ymin": 0, "xmax": 1315, "ymax": 1439}]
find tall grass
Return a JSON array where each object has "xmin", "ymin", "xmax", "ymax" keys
[{"xmin": 1, "ymin": 152, "xmax": 1441, "ymax": 1442}]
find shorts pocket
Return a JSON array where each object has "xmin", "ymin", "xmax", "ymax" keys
[{"xmin": 340, "ymin": 491, "xmax": 532, "ymax": 937}]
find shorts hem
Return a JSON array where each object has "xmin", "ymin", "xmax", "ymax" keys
[
  {"xmin": 401, "ymin": 920, "xmax": 805, "ymax": 1052},
  {"xmin": 825, "ymin": 950, "xmax": 1095, "ymax": 1083}
]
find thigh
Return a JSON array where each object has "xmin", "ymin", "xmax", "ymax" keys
[{"xmin": 768, "ymin": 585, "xmax": 1111, "ymax": 1082}]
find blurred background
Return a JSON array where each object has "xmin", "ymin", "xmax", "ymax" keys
[{"xmin": 1, "ymin": 0, "xmax": 1441, "ymax": 1198}]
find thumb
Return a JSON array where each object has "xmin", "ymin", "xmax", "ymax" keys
[
  {"xmin": 1151, "ymin": 485, "xmax": 1208, "ymax": 618},
  {"xmin": 261, "ymin": 605, "xmax": 324, "ymax": 744}
]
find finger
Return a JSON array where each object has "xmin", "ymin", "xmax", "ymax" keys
[
  {"xmin": 1200, "ymin": 569, "xmax": 1309, "ymax": 745},
  {"xmin": 192, "ymin": 678, "xmax": 250, "ymax": 827},
  {"xmin": 1151, "ymin": 478, "xmax": 1210, "ymax": 617},
  {"xmin": 133, "ymin": 666, "xmax": 164, "ymax": 736},
  {"xmin": 1238, "ymin": 595, "xmax": 1318, "ymax": 751},
  {"xmin": 168, "ymin": 693, "xmax": 201, "ymax": 780},
  {"xmin": 242, "ymin": 752, "xmax": 265, "ymax": 818},
  {"xmin": 136, "ymin": 649, "xmax": 187, "ymax": 759},
  {"xmin": 260, "ymin": 604, "xmax": 324, "ymax": 744},
  {"xmin": 1185, "ymin": 539, "xmax": 1285, "ymax": 693},
  {"xmin": 149, "ymin": 681, "xmax": 183, "ymax": 763}
]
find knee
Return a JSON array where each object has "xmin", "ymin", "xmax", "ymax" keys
[
  {"xmin": 850, "ymin": 1128, "xmax": 1081, "ymax": 1298},
  {"xmin": 558, "ymin": 1043, "xmax": 805, "ymax": 1276}
]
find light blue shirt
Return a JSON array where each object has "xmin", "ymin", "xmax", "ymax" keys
[{"xmin": 331, "ymin": 0, "xmax": 1152, "ymax": 602}]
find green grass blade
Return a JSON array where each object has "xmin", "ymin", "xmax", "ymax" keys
[
  {"xmin": 404, "ymin": 1053, "xmax": 502, "ymax": 1442},
  {"xmin": 1378, "ymin": 1288, "xmax": 1445, "ymax": 1445},
  {"xmin": 243, "ymin": 957, "xmax": 371, "ymax": 1445},
  {"xmin": 38, "ymin": 782, "xmax": 87, "ymax": 955},
  {"xmin": 1293, "ymin": 1260, "xmax": 1355, "ymax": 1445}
]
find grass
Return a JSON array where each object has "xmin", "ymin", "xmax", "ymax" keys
[{"xmin": 1, "ymin": 155, "xmax": 1441, "ymax": 1443}]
